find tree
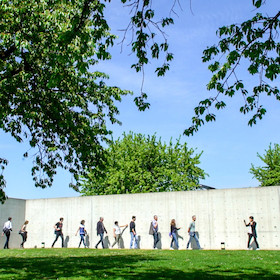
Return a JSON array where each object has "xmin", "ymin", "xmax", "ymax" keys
[
  {"xmin": 185, "ymin": 0, "xmax": 280, "ymax": 136},
  {"xmin": 1, "ymin": 0, "xmax": 278, "ymax": 202},
  {"xmin": 0, "ymin": 0, "xmax": 175, "ymax": 202},
  {"xmin": 250, "ymin": 143, "xmax": 280, "ymax": 186},
  {"xmin": 80, "ymin": 132, "xmax": 207, "ymax": 195}
]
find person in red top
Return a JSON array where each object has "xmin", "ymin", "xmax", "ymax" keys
[
  {"xmin": 244, "ymin": 216, "xmax": 259, "ymax": 250},
  {"xmin": 51, "ymin": 217, "xmax": 64, "ymax": 248}
]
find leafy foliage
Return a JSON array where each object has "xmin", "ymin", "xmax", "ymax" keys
[
  {"xmin": 80, "ymin": 132, "xmax": 207, "ymax": 195},
  {"xmin": 185, "ymin": 0, "xmax": 280, "ymax": 136},
  {"xmin": 118, "ymin": 0, "xmax": 176, "ymax": 110},
  {"xmin": 0, "ymin": 0, "xmax": 129, "ymax": 201},
  {"xmin": 0, "ymin": 0, "xmax": 178, "ymax": 202},
  {"xmin": 2, "ymin": 0, "xmax": 278, "ymax": 201},
  {"xmin": 0, "ymin": 158, "xmax": 8, "ymax": 203},
  {"xmin": 250, "ymin": 143, "xmax": 280, "ymax": 186}
]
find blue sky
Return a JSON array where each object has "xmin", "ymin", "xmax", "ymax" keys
[{"xmin": 1, "ymin": 0, "xmax": 280, "ymax": 199}]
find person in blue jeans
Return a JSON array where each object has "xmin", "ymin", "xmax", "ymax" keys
[
  {"xmin": 51, "ymin": 217, "xmax": 64, "ymax": 248},
  {"xmin": 170, "ymin": 219, "xmax": 181, "ymax": 250},
  {"xmin": 152, "ymin": 215, "xmax": 159, "ymax": 249},
  {"xmin": 130, "ymin": 216, "xmax": 138, "ymax": 249},
  {"xmin": 95, "ymin": 217, "xmax": 107, "ymax": 249},
  {"xmin": 186, "ymin": 215, "xmax": 201, "ymax": 249},
  {"xmin": 2, "ymin": 217, "xmax": 12, "ymax": 249},
  {"xmin": 75, "ymin": 220, "xmax": 87, "ymax": 248}
]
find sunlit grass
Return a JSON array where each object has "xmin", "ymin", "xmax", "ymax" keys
[{"xmin": 0, "ymin": 249, "xmax": 279, "ymax": 279}]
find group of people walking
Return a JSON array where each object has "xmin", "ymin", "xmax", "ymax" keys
[
  {"xmin": 168, "ymin": 216, "xmax": 201, "ymax": 250},
  {"xmin": 1, "ymin": 217, "xmax": 29, "ymax": 249},
  {"xmin": 2, "ymin": 215, "xmax": 260, "ymax": 250}
]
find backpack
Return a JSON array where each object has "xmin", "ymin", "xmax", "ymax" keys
[{"xmin": 149, "ymin": 222, "xmax": 154, "ymax": 235}]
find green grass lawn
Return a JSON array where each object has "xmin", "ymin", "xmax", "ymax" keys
[{"xmin": 0, "ymin": 249, "xmax": 279, "ymax": 280}]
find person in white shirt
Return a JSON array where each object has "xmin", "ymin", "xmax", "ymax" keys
[
  {"xmin": 111, "ymin": 221, "xmax": 127, "ymax": 249},
  {"xmin": 2, "ymin": 217, "xmax": 12, "ymax": 249},
  {"xmin": 75, "ymin": 220, "xmax": 88, "ymax": 248}
]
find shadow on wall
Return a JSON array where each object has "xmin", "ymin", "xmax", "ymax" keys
[
  {"xmin": 250, "ymin": 241, "xmax": 258, "ymax": 250},
  {"xmin": 103, "ymin": 236, "xmax": 110, "ymax": 248},
  {"xmin": 190, "ymin": 232, "xmax": 200, "ymax": 250},
  {"xmin": 178, "ymin": 233, "xmax": 184, "ymax": 242},
  {"xmin": 156, "ymin": 232, "xmax": 162, "ymax": 249},
  {"xmin": 119, "ymin": 236, "xmax": 125, "ymax": 249},
  {"xmin": 85, "ymin": 235, "xmax": 90, "ymax": 248},
  {"xmin": 119, "ymin": 226, "xmax": 128, "ymax": 249},
  {"xmin": 169, "ymin": 232, "xmax": 184, "ymax": 250},
  {"xmin": 137, "ymin": 235, "xmax": 141, "ymax": 249},
  {"xmin": 64, "ymin": 236, "xmax": 69, "ymax": 248}
]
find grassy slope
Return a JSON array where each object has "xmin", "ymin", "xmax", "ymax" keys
[{"xmin": 0, "ymin": 249, "xmax": 279, "ymax": 280}]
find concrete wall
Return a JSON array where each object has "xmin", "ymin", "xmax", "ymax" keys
[
  {"xmin": 1, "ymin": 186, "xmax": 280, "ymax": 249},
  {"xmin": 0, "ymin": 198, "xmax": 26, "ymax": 249}
]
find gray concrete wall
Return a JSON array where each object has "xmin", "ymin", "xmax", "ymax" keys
[
  {"xmin": 1, "ymin": 186, "xmax": 280, "ymax": 249},
  {"xmin": 0, "ymin": 198, "xmax": 26, "ymax": 249}
]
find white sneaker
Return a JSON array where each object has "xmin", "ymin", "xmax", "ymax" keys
[
  {"xmin": 170, "ymin": 247, "xmax": 174, "ymax": 250},
  {"xmin": 256, "ymin": 248, "xmax": 260, "ymax": 250}
]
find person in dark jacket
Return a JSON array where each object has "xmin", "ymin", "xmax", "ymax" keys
[
  {"xmin": 20, "ymin": 220, "xmax": 29, "ymax": 248},
  {"xmin": 95, "ymin": 217, "xmax": 107, "ymax": 249},
  {"xmin": 170, "ymin": 219, "xmax": 181, "ymax": 250},
  {"xmin": 130, "ymin": 216, "xmax": 138, "ymax": 249},
  {"xmin": 244, "ymin": 216, "xmax": 259, "ymax": 250},
  {"xmin": 51, "ymin": 217, "xmax": 64, "ymax": 248}
]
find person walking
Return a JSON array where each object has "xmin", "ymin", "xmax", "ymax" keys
[
  {"xmin": 170, "ymin": 219, "xmax": 181, "ymax": 250},
  {"xmin": 244, "ymin": 216, "xmax": 260, "ymax": 250},
  {"xmin": 2, "ymin": 217, "xmax": 12, "ymax": 249},
  {"xmin": 95, "ymin": 217, "xmax": 107, "ymax": 249},
  {"xmin": 130, "ymin": 216, "xmax": 138, "ymax": 249},
  {"xmin": 75, "ymin": 220, "xmax": 87, "ymax": 248},
  {"xmin": 19, "ymin": 220, "xmax": 29, "ymax": 248},
  {"xmin": 111, "ymin": 221, "xmax": 127, "ymax": 249},
  {"xmin": 152, "ymin": 215, "xmax": 159, "ymax": 249},
  {"xmin": 51, "ymin": 217, "xmax": 64, "ymax": 248},
  {"xmin": 186, "ymin": 215, "xmax": 201, "ymax": 249}
]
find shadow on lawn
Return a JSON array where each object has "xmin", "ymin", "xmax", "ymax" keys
[{"xmin": 0, "ymin": 252, "xmax": 278, "ymax": 280}]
